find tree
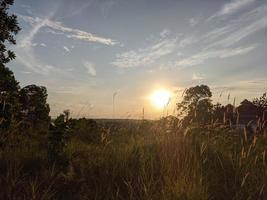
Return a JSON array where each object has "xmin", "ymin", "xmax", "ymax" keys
[
  {"xmin": 0, "ymin": 63, "xmax": 20, "ymax": 127},
  {"xmin": 0, "ymin": 0, "xmax": 21, "ymax": 63},
  {"xmin": 19, "ymin": 85, "xmax": 50, "ymax": 129},
  {"xmin": 213, "ymin": 103, "xmax": 224, "ymax": 123},
  {"xmin": 253, "ymin": 93, "xmax": 267, "ymax": 110},
  {"xmin": 177, "ymin": 85, "xmax": 213, "ymax": 124},
  {"xmin": 0, "ymin": 0, "xmax": 20, "ymax": 128},
  {"xmin": 48, "ymin": 112, "xmax": 70, "ymax": 165},
  {"xmin": 254, "ymin": 93, "xmax": 267, "ymax": 121},
  {"xmin": 195, "ymin": 98, "xmax": 213, "ymax": 124}
]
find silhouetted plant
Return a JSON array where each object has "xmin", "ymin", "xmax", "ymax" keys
[
  {"xmin": 0, "ymin": 64, "xmax": 20, "ymax": 129},
  {"xmin": 0, "ymin": 0, "xmax": 21, "ymax": 64},
  {"xmin": 253, "ymin": 93, "xmax": 267, "ymax": 110},
  {"xmin": 213, "ymin": 103, "xmax": 224, "ymax": 123},
  {"xmin": 0, "ymin": 0, "xmax": 21, "ymax": 130},
  {"xmin": 48, "ymin": 113, "xmax": 70, "ymax": 167},
  {"xmin": 68, "ymin": 118, "xmax": 106, "ymax": 143},
  {"xmin": 19, "ymin": 84, "xmax": 50, "ymax": 132}
]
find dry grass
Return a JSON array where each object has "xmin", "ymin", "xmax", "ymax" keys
[{"xmin": 0, "ymin": 121, "xmax": 266, "ymax": 199}]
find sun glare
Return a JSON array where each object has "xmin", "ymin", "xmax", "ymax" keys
[{"xmin": 150, "ymin": 90, "xmax": 171, "ymax": 109}]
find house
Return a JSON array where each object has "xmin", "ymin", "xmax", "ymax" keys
[
  {"xmin": 236, "ymin": 99, "xmax": 259, "ymax": 124},
  {"xmin": 236, "ymin": 99, "xmax": 261, "ymax": 131}
]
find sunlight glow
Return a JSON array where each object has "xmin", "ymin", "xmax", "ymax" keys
[{"xmin": 150, "ymin": 90, "xmax": 171, "ymax": 109}]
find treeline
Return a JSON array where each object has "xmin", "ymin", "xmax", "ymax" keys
[{"xmin": 176, "ymin": 85, "xmax": 267, "ymax": 127}]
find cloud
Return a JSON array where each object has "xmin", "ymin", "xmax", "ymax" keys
[
  {"xmin": 204, "ymin": 26, "xmax": 233, "ymax": 41},
  {"xmin": 112, "ymin": 37, "xmax": 177, "ymax": 68},
  {"xmin": 16, "ymin": 14, "xmax": 59, "ymax": 74},
  {"xmin": 189, "ymin": 18, "xmax": 198, "ymax": 26},
  {"xmin": 204, "ymin": 5, "xmax": 267, "ymax": 48},
  {"xmin": 209, "ymin": 0, "xmax": 256, "ymax": 20},
  {"xmin": 165, "ymin": 5, "xmax": 266, "ymax": 71},
  {"xmin": 16, "ymin": 13, "xmax": 117, "ymax": 74},
  {"xmin": 192, "ymin": 73, "xmax": 205, "ymax": 81},
  {"xmin": 238, "ymin": 79, "xmax": 267, "ymax": 87},
  {"xmin": 112, "ymin": 3, "xmax": 265, "ymax": 71},
  {"xmin": 19, "ymin": 15, "xmax": 118, "ymax": 46},
  {"xmin": 84, "ymin": 62, "xmax": 97, "ymax": 76},
  {"xmin": 178, "ymin": 36, "xmax": 196, "ymax": 48},
  {"xmin": 175, "ymin": 45, "xmax": 256, "ymax": 68},
  {"xmin": 208, "ymin": 16, "xmax": 267, "ymax": 48},
  {"xmin": 219, "ymin": 45, "xmax": 256, "ymax": 58},
  {"xmin": 63, "ymin": 46, "xmax": 70, "ymax": 52},
  {"xmin": 160, "ymin": 29, "xmax": 171, "ymax": 38},
  {"xmin": 40, "ymin": 43, "xmax": 47, "ymax": 47},
  {"xmin": 211, "ymin": 79, "xmax": 267, "ymax": 92}
]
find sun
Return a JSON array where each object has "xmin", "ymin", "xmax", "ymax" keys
[{"xmin": 150, "ymin": 90, "xmax": 171, "ymax": 109}]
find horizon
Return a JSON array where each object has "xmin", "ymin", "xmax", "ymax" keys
[{"xmin": 7, "ymin": 0, "xmax": 267, "ymax": 119}]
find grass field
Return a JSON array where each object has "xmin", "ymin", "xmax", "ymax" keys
[{"xmin": 0, "ymin": 119, "xmax": 266, "ymax": 200}]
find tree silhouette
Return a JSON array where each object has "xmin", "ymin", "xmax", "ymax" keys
[
  {"xmin": 19, "ymin": 85, "xmax": 50, "ymax": 129},
  {"xmin": 0, "ymin": 0, "xmax": 21, "ymax": 63},
  {"xmin": 177, "ymin": 85, "xmax": 213, "ymax": 124},
  {"xmin": 253, "ymin": 93, "xmax": 267, "ymax": 110},
  {"xmin": 0, "ymin": 0, "xmax": 21, "ymax": 128},
  {"xmin": 0, "ymin": 63, "xmax": 20, "ymax": 127}
]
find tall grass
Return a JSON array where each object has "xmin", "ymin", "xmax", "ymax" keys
[{"xmin": 0, "ymin": 121, "xmax": 266, "ymax": 199}]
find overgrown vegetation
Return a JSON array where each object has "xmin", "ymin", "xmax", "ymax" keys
[
  {"xmin": 1, "ymin": 1, "xmax": 267, "ymax": 199},
  {"xmin": 0, "ymin": 120, "xmax": 267, "ymax": 199}
]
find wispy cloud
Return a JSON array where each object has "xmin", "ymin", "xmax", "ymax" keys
[
  {"xmin": 205, "ymin": 5, "xmax": 267, "ymax": 47},
  {"xmin": 19, "ymin": 15, "xmax": 118, "ymax": 46},
  {"xmin": 192, "ymin": 73, "xmax": 205, "ymax": 81},
  {"xmin": 63, "ymin": 46, "xmax": 70, "ymax": 53},
  {"xmin": 189, "ymin": 18, "xmax": 198, "ymax": 26},
  {"xmin": 84, "ymin": 62, "xmax": 97, "ymax": 76},
  {"xmin": 16, "ymin": 13, "xmax": 59, "ymax": 74},
  {"xmin": 16, "ymin": 12, "xmax": 118, "ymax": 74},
  {"xmin": 175, "ymin": 45, "xmax": 256, "ymax": 68},
  {"xmin": 40, "ymin": 43, "xmax": 47, "ymax": 47},
  {"xmin": 160, "ymin": 28, "xmax": 171, "ymax": 38},
  {"xmin": 112, "ymin": 28, "xmax": 199, "ymax": 68},
  {"xmin": 112, "ymin": 37, "xmax": 178, "ymax": 68},
  {"xmin": 178, "ymin": 36, "xmax": 196, "ymax": 48},
  {"xmin": 209, "ymin": 0, "xmax": 256, "ymax": 20},
  {"xmin": 113, "ymin": 2, "xmax": 265, "ymax": 71},
  {"xmin": 219, "ymin": 45, "xmax": 256, "ymax": 58},
  {"xmin": 211, "ymin": 78, "xmax": 267, "ymax": 92},
  {"xmin": 175, "ymin": 4, "xmax": 266, "ymax": 69},
  {"xmin": 208, "ymin": 17, "xmax": 267, "ymax": 48}
]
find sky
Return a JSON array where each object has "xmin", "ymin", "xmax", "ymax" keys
[{"xmin": 7, "ymin": 0, "xmax": 267, "ymax": 119}]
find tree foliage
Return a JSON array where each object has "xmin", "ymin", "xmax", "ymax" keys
[
  {"xmin": 19, "ymin": 85, "xmax": 50, "ymax": 128},
  {"xmin": 253, "ymin": 93, "xmax": 267, "ymax": 110},
  {"xmin": 0, "ymin": 0, "xmax": 21, "ymax": 63},
  {"xmin": 0, "ymin": 1, "xmax": 51, "ymax": 132},
  {"xmin": 177, "ymin": 85, "xmax": 213, "ymax": 124},
  {"xmin": 0, "ymin": 0, "xmax": 21, "ymax": 128},
  {"xmin": 0, "ymin": 62, "xmax": 20, "ymax": 128}
]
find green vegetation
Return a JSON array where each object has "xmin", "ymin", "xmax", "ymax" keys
[
  {"xmin": 0, "ymin": 120, "xmax": 267, "ymax": 199},
  {"xmin": 1, "ymin": 1, "xmax": 267, "ymax": 199}
]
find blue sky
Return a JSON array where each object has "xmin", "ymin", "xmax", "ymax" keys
[{"xmin": 7, "ymin": 0, "xmax": 267, "ymax": 118}]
